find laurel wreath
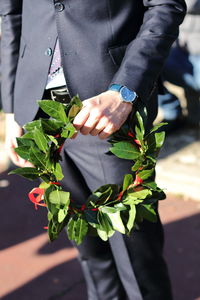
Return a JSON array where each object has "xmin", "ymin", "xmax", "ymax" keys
[{"xmin": 9, "ymin": 96, "xmax": 166, "ymax": 245}]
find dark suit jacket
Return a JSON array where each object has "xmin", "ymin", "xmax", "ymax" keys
[{"xmin": 0, "ymin": 0, "xmax": 186, "ymax": 126}]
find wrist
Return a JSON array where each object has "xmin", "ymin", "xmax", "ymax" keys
[{"xmin": 108, "ymin": 84, "xmax": 138, "ymax": 104}]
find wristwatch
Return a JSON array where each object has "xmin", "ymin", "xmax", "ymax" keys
[{"xmin": 109, "ymin": 84, "xmax": 138, "ymax": 104}]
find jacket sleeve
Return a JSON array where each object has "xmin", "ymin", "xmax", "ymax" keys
[
  {"xmin": 186, "ymin": 0, "xmax": 200, "ymax": 13},
  {"xmin": 0, "ymin": 1, "xmax": 22, "ymax": 113},
  {"xmin": 110, "ymin": 0, "xmax": 186, "ymax": 103}
]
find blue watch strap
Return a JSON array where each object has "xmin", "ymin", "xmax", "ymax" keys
[
  {"xmin": 109, "ymin": 84, "xmax": 138, "ymax": 103},
  {"xmin": 109, "ymin": 84, "xmax": 123, "ymax": 92}
]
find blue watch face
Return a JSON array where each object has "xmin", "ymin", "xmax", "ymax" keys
[{"xmin": 120, "ymin": 86, "xmax": 136, "ymax": 102}]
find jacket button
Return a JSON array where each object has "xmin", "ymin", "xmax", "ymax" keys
[
  {"xmin": 45, "ymin": 48, "xmax": 53, "ymax": 56},
  {"xmin": 55, "ymin": 3, "xmax": 65, "ymax": 12}
]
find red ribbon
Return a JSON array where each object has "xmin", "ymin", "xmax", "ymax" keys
[
  {"xmin": 28, "ymin": 187, "xmax": 46, "ymax": 210},
  {"xmin": 116, "ymin": 191, "xmax": 124, "ymax": 201},
  {"xmin": 53, "ymin": 133, "xmax": 64, "ymax": 153},
  {"xmin": 81, "ymin": 204, "xmax": 86, "ymax": 211},
  {"xmin": 50, "ymin": 181, "xmax": 61, "ymax": 186},
  {"xmin": 133, "ymin": 174, "xmax": 143, "ymax": 186},
  {"xmin": 58, "ymin": 144, "xmax": 64, "ymax": 153},
  {"xmin": 69, "ymin": 203, "xmax": 99, "ymax": 213}
]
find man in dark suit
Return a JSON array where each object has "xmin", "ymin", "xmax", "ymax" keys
[{"xmin": 0, "ymin": 1, "xmax": 186, "ymax": 299}]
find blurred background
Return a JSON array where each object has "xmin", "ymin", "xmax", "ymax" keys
[{"xmin": 1, "ymin": 9, "xmax": 200, "ymax": 300}]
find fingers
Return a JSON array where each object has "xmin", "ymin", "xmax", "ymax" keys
[
  {"xmin": 90, "ymin": 117, "xmax": 109, "ymax": 136},
  {"xmin": 79, "ymin": 112, "xmax": 105, "ymax": 135},
  {"xmin": 98, "ymin": 122, "xmax": 120, "ymax": 139},
  {"xmin": 8, "ymin": 145, "xmax": 22, "ymax": 167},
  {"xmin": 23, "ymin": 161, "xmax": 35, "ymax": 168},
  {"xmin": 73, "ymin": 108, "xmax": 121, "ymax": 139},
  {"xmin": 72, "ymin": 92, "xmax": 132, "ymax": 139},
  {"xmin": 71, "ymin": 132, "xmax": 78, "ymax": 139},
  {"xmin": 73, "ymin": 106, "xmax": 90, "ymax": 131},
  {"xmin": 5, "ymin": 140, "xmax": 34, "ymax": 167}
]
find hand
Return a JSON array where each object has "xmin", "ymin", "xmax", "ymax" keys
[
  {"xmin": 73, "ymin": 91, "xmax": 133, "ymax": 139},
  {"xmin": 5, "ymin": 114, "xmax": 34, "ymax": 167}
]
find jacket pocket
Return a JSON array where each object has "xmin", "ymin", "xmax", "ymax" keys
[{"xmin": 108, "ymin": 45, "xmax": 127, "ymax": 67}]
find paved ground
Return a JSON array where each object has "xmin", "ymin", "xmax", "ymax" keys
[{"xmin": 156, "ymin": 125, "xmax": 200, "ymax": 201}]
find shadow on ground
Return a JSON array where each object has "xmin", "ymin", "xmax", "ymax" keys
[
  {"xmin": 2, "ymin": 260, "xmax": 86, "ymax": 300},
  {"xmin": 164, "ymin": 213, "xmax": 200, "ymax": 300}
]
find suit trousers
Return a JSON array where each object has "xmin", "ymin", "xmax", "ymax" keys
[{"xmin": 58, "ymin": 133, "xmax": 173, "ymax": 300}]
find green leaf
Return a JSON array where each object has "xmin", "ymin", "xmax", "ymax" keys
[
  {"xmin": 67, "ymin": 217, "xmax": 77, "ymax": 241},
  {"xmin": 38, "ymin": 100, "xmax": 68, "ymax": 123},
  {"xmin": 68, "ymin": 95, "xmax": 83, "ymax": 108},
  {"xmin": 85, "ymin": 194, "xmax": 99, "ymax": 206},
  {"xmin": 61, "ymin": 123, "xmax": 76, "ymax": 138},
  {"xmin": 123, "ymin": 189, "xmax": 151, "ymax": 205},
  {"xmin": 97, "ymin": 228, "xmax": 109, "ymax": 241},
  {"xmin": 154, "ymin": 132, "xmax": 165, "ymax": 149},
  {"xmin": 131, "ymin": 158, "xmax": 144, "ymax": 172},
  {"xmin": 54, "ymin": 162, "xmax": 64, "ymax": 181},
  {"xmin": 29, "ymin": 148, "xmax": 47, "ymax": 169},
  {"xmin": 41, "ymin": 119, "xmax": 64, "ymax": 134},
  {"xmin": 58, "ymin": 209, "xmax": 66, "ymax": 223},
  {"xmin": 68, "ymin": 104, "xmax": 81, "ymax": 120},
  {"xmin": 107, "ymin": 211, "xmax": 126, "ymax": 234},
  {"xmin": 48, "ymin": 214, "xmax": 70, "ymax": 241},
  {"xmin": 146, "ymin": 131, "xmax": 165, "ymax": 155},
  {"xmin": 146, "ymin": 155, "xmax": 156, "ymax": 164},
  {"xmin": 135, "ymin": 111, "xmax": 145, "ymax": 137},
  {"xmin": 40, "ymin": 174, "xmax": 51, "ymax": 183},
  {"xmin": 128, "ymin": 188, "xmax": 151, "ymax": 199},
  {"xmin": 44, "ymin": 150, "xmax": 54, "ymax": 170},
  {"xmin": 109, "ymin": 124, "xmax": 129, "ymax": 144},
  {"xmin": 138, "ymin": 168, "xmax": 154, "ymax": 180},
  {"xmin": 137, "ymin": 204, "xmax": 157, "ymax": 223},
  {"xmin": 97, "ymin": 227, "xmax": 115, "ymax": 241},
  {"xmin": 97, "ymin": 212, "xmax": 114, "ymax": 240},
  {"xmin": 47, "ymin": 135, "xmax": 58, "ymax": 146},
  {"xmin": 49, "ymin": 190, "xmax": 70, "ymax": 206},
  {"xmin": 14, "ymin": 146, "xmax": 30, "ymax": 160},
  {"xmin": 142, "ymin": 181, "xmax": 158, "ymax": 190},
  {"xmin": 39, "ymin": 182, "xmax": 51, "ymax": 189},
  {"xmin": 21, "ymin": 132, "xmax": 35, "ymax": 140},
  {"xmin": 48, "ymin": 211, "xmax": 53, "ymax": 221},
  {"xmin": 150, "ymin": 123, "xmax": 167, "ymax": 134},
  {"xmin": 44, "ymin": 184, "xmax": 56, "ymax": 203},
  {"xmin": 123, "ymin": 174, "xmax": 133, "ymax": 191},
  {"xmin": 114, "ymin": 203, "xmax": 127, "ymax": 211},
  {"xmin": 93, "ymin": 184, "xmax": 119, "ymax": 205},
  {"xmin": 110, "ymin": 141, "xmax": 140, "ymax": 160},
  {"xmin": 100, "ymin": 206, "xmax": 117, "ymax": 214},
  {"xmin": 33, "ymin": 127, "xmax": 48, "ymax": 152},
  {"xmin": 127, "ymin": 204, "xmax": 136, "ymax": 233},
  {"xmin": 84, "ymin": 210, "xmax": 98, "ymax": 225},
  {"xmin": 67, "ymin": 216, "xmax": 88, "ymax": 245},
  {"xmin": 75, "ymin": 217, "xmax": 88, "ymax": 245},
  {"xmin": 9, "ymin": 167, "xmax": 41, "ymax": 180},
  {"xmin": 135, "ymin": 124, "xmax": 143, "ymax": 146},
  {"xmin": 23, "ymin": 120, "xmax": 42, "ymax": 131},
  {"xmin": 16, "ymin": 137, "xmax": 35, "ymax": 148},
  {"xmin": 48, "ymin": 219, "xmax": 59, "ymax": 241}
]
